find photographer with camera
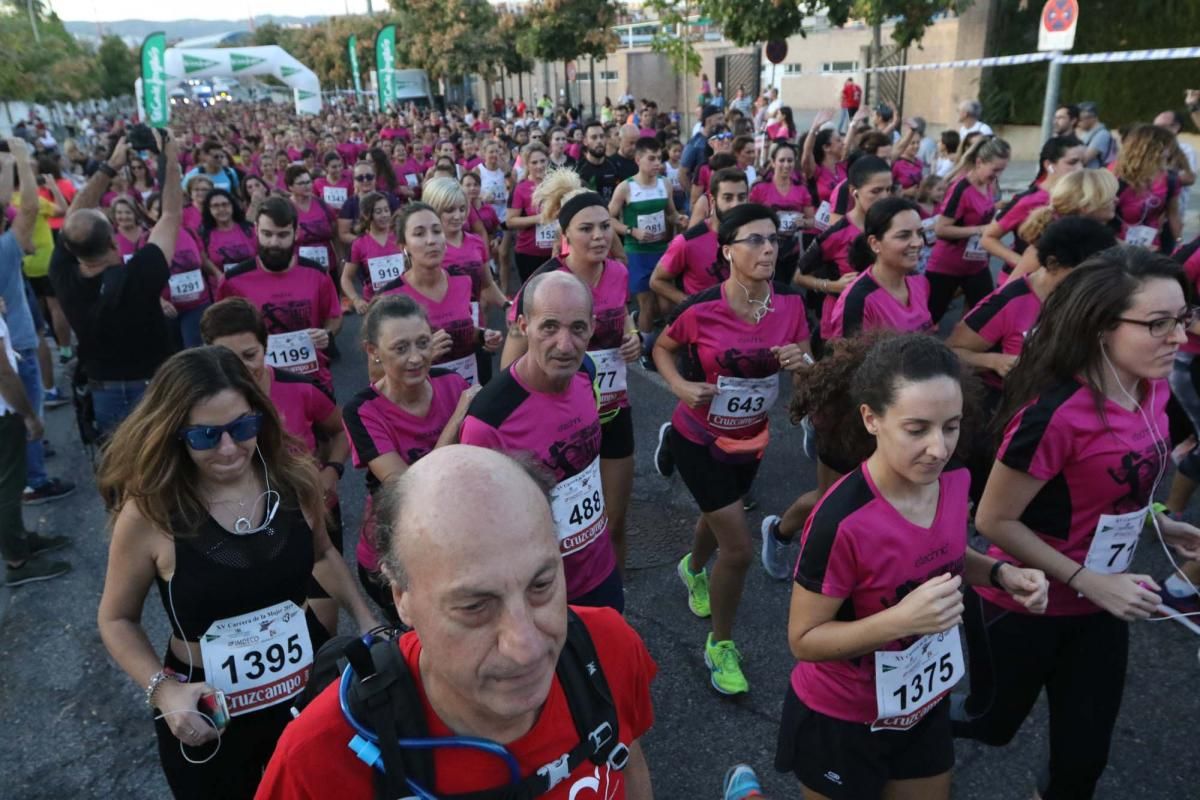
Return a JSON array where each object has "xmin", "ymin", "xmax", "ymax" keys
[{"xmin": 49, "ymin": 130, "xmax": 183, "ymax": 436}]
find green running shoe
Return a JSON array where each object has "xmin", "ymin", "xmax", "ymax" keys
[
  {"xmin": 677, "ymin": 554, "xmax": 711, "ymax": 618},
  {"xmin": 705, "ymin": 634, "xmax": 749, "ymax": 695}
]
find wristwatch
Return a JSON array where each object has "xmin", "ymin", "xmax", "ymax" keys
[
  {"xmin": 97, "ymin": 162, "xmax": 118, "ymax": 178},
  {"xmin": 988, "ymin": 560, "xmax": 1008, "ymax": 589}
]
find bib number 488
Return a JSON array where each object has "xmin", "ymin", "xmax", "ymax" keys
[{"xmin": 568, "ymin": 489, "xmax": 603, "ymax": 529}]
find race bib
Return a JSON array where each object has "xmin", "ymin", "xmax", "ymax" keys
[
  {"xmin": 439, "ymin": 353, "xmax": 479, "ymax": 386},
  {"xmin": 266, "ymin": 331, "xmax": 318, "ymax": 375},
  {"xmin": 708, "ymin": 374, "xmax": 779, "ymax": 430},
  {"xmin": 921, "ymin": 217, "xmax": 937, "ymax": 247},
  {"xmin": 588, "ymin": 348, "xmax": 628, "ymax": 407},
  {"xmin": 549, "ymin": 457, "xmax": 607, "ymax": 556},
  {"xmin": 778, "ymin": 211, "xmax": 800, "ymax": 235},
  {"xmin": 1123, "ymin": 224, "xmax": 1157, "ymax": 248},
  {"xmin": 535, "ymin": 222, "xmax": 558, "ymax": 249},
  {"xmin": 298, "ymin": 245, "xmax": 329, "ymax": 268},
  {"xmin": 321, "ymin": 186, "xmax": 347, "ymax": 207},
  {"xmin": 963, "ymin": 234, "xmax": 988, "ymax": 262},
  {"xmin": 404, "ymin": 173, "xmax": 419, "ymax": 188},
  {"xmin": 872, "ymin": 627, "xmax": 964, "ymax": 731},
  {"xmin": 471, "ymin": 300, "xmax": 481, "ymax": 327},
  {"xmin": 1083, "ymin": 506, "xmax": 1148, "ymax": 575},
  {"xmin": 199, "ymin": 600, "xmax": 313, "ymax": 718},
  {"xmin": 814, "ymin": 201, "xmax": 832, "ymax": 231},
  {"xmin": 168, "ymin": 269, "xmax": 205, "ymax": 303},
  {"xmin": 367, "ymin": 254, "xmax": 405, "ymax": 291},
  {"xmin": 637, "ymin": 211, "xmax": 666, "ymax": 241}
]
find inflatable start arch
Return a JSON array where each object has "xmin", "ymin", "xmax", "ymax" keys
[{"xmin": 165, "ymin": 46, "xmax": 323, "ymax": 115}]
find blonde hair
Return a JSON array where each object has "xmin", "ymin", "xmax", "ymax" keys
[
  {"xmin": 1018, "ymin": 168, "xmax": 1119, "ymax": 244},
  {"xmin": 420, "ymin": 176, "xmax": 467, "ymax": 214},
  {"xmin": 947, "ymin": 135, "xmax": 1011, "ymax": 183},
  {"xmin": 1114, "ymin": 124, "xmax": 1174, "ymax": 191},
  {"xmin": 532, "ymin": 168, "xmax": 590, "ymax": 225}
]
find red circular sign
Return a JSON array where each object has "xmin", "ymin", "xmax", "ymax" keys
[
  {"xmin": 1042, "ymin": 0, "xmax": 1078, "ymax": 32},
  {"xmin": 765, "ymin": 40, "xmax": 788, "ymax": 65}
]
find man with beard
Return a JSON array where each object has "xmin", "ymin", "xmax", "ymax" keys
[
  {"xmin": 49, "ymin": 132, "xmax": 183, "ymax": 436},
  {"xmin": 649, "ymin": 167, "xmax": 748, "ymax": 310},
  {"xmin": 575, "ymin": 120, "xmax": 622, "ymax": 203},
  {"xmin": 218, "ymin": 197, "xmax": 342, "ymax": 395},
  {"xmin": 459, "ymin": 271, "xmax": 623, "ymax": 613}
]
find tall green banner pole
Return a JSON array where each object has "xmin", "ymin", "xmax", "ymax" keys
[
  {"xmin": 375, "ymin": 25, "xmax": 396, "ymax": 111},
  {"xmin": 348, "ymin": 34, "xmax": 364, "ymax": 106},
  {"xmin": 140, "ymin": 32, "xmax": 170, "ymax": 127}
]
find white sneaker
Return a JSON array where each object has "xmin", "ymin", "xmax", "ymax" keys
[{"xmin": 760, "ymin": 515, "xmax": 794, "ymax": 580}]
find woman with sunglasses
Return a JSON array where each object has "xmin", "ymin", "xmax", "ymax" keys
[
  {"xmin": 199, "ymin": 189, "xmax": 257, "ymax": 276},
  {"xmin": 654, "ymin": 203, "xmax": 812, "ymax": 696},
  {"xmin": 337, "ymin": 160, "xmax": 401, "ymax": 249},
  {"xmin": 129, "ymin": 155, "xmax": 157, "ymax": 203},
  {"xmin": 341, "ymin": 295, "xmax": 476, "ymax": 620},
  {"xmin": 953, "ymin": 247, "xmax": 1200, "ymax": 799},
  {"xmin": 96, "ymin": 346, "xmax": 377, "ymax": 799}
]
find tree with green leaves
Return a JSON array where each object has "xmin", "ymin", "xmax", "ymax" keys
[
  {"xmin": 389, "ymin": 0, "xmax": 503, "ymax": 87},
  {"xmin": 0, "ymin": 11, "xmax": 99, "ymax": 103},
  {"xmin": 519, "ymin": 0, "xmax": 619, "ymax": 108},
  {"xmin": 96, "ymin": 35, "xmax": 137, "ymax": 99}
]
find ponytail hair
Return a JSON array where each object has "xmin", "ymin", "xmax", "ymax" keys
[
  {"xmin": 1034, "ymin": 134, "xmax": 1083, "ymax": 185},
  {"xmin": 1017, "ymin": 168, "xmax": 1119, "ymax": 245},
  {"xmin": 948, "ymin": 135, "xmax": 1010, "ymax": 183},
  {"xmin": 533, "ymin": 168, "xmax": 587, "ymax": 225}
]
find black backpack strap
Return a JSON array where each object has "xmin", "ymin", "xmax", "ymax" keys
[{"xmin": 556, "ymin": 609, "xmax": 625, "ymax": 771}]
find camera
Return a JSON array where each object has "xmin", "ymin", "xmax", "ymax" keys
[{"xmin": 127, "ymin": 123, "xmax": 167, "ymax": 154}]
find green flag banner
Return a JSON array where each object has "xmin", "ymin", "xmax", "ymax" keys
[
  {"xmin": 375, "ymin": 25, "xmax": 396, "ymax": 110},
  {"xmin": 140, "ymin": 32, "xmax": 169, "ymax": 127},
  {"xmin": 348, "ymin": 34, "xmax": 363, "ymax": 104},
  {"xmin": 230, "ymin": 53, "xmax": 266, "ymax": 72}
]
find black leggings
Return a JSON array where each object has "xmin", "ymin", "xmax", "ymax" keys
[
  {"xmin": 954, "ymin": 588, "xmax": 1129, "ymax": 800},
  {"xmin": 926, "ymin": 269, "xmax": 995, "ymax": 323}
]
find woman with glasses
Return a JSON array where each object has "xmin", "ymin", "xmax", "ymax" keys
[
  {"xmin": 653, "ymin": 203, "xmax": 812, "ymax": 696},
  {"xmin": 96, "ymin": 346, "xmax": 376, "ymax": 799},
  {"xmin": 952, "ymin": 247, "xmax": 1200, "ymax": 799},
  {"xmin": 129, "ymin": 155, "xmax": 157, "ymax": 203},
  {"xmin": 340, "ymin": 191, "xmax": 403, "ymax": 314},
  {"xmin": 199, "ymin": 189, "xmax": 257, "ymax": 276},
  {"xmin": 337, "ymin": 160, "xmax": 401, "ymax": 249}
]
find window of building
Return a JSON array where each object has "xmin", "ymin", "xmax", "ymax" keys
[
  {"xmin": 783, "ymin": 64, "xmax": 802, "ymax": 76},
  {"xmin": 576, "ymin": 71, "xmax": 592, "ymax": 82},
  {"xmin": 821, "ymin": 61, "xmax": 860, "ymax": 73},
  {"xmin": 600, "ymin": 70, "xmax": 618, "ymax": 81}
]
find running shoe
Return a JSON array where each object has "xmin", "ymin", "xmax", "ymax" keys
[
  {"xmin": 705, "ymin": 634, "xmax": 749, "ymax": 695},
  {"xmin": 723, "ymin": 764, "xmax": 764, "ymax": 800},
  {"xmin": 640, "ymin": 354, "xmax": 657, "ymax": 372},
  {"xmin": 742, "ymin": 493, "xmax": 757, "ymax": 512},
  {"xmin": 678, "ymin": 554, "xmax": 711, "ymax": 618},
  {"xmin": 26, "ymin": 532, "xmax": 69, "ymax": 556},
  {"xmin": 800, "ymin": 414, "xmax": 817, "ymax": 461},
  {"xmin": 760, "ymin": 515, "xmax": 795, "ymax": 580},
  {"xmin": 654, "ymin": 422, "xmax": 675, "ymax": 477},
  {"xmin": 58, "ymin": 346, "xmax": 74, "ymax": 365},
  {"xmin": 5, "ymin": 554, "xmax": 71, "ymax": 587},
  {"xmin": 22, "ymin": 478, "xmax": 76, "ymax": 505},
  {"xmin": 43, "ymin": 387, "xmax": 70, "ymax": 409}
]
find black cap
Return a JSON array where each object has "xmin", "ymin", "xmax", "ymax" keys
[{"xmin": 701, "ymin": 104, "xmax": 722, "ymax": 122}]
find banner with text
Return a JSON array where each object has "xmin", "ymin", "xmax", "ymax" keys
[
  {"xmin": 375, "ymin": 25, "xmax": 397, "ymax": 110},
  {"xmin": 348, "ymin": 34, "xmax": 363, "ymax": 104},
  {"xmin": 140, "ymin": 32, "xmax": 170, "ymax": 127}
]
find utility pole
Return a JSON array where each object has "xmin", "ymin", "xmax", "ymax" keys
[{"xmin": 1040, "ymin": 52, "xmax": 1064, "ymax": 143}]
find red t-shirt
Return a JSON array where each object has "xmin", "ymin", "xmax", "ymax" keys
[
  {"xmin": 841, "ymin": 82, "xmax": 862, "ymax": 110},
  {"xmin": 256, "ymin": 606, "xmax": 656, "ymax": 800}
]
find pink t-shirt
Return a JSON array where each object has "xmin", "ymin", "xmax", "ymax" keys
[
  {"xmin": 443, "ymin": 232, "xmax": 491, "ymax": 324},
  {"xmin": 804, "ymin": 216, "xmax": 861, "ymax": 340},
  {"xmin": 217, "ymin": 260, "xmax": 342, "ymax": 391},
  {"xmin": 313, "ymin": 175, "xmax": 353, "ymax": 211},
  {"xmin": 1116, "ymin": 171, "xmax": 1175, "ymax": 249},
  {"xmin": 381, "ymin": 273, "xmax": 477, "ymax": 373},
  {"xmin": 962, "ymin": 275, "xmax": 1042, "ymax": 386},
  {"xmin": 813, "ymin": 162, "xmax": 847, "ymax": 203},
  {"xmin": 510, "ymin": 179, "xmax": 554, "ymax": 257},
  {"xmin": 793, "ymin": 463, "xmax": 970, "ymax": 724},
  {"xmin": 657, "ymin": 224, "xmax": 726, "ymax": 297},
  {"xmin": 510, "ymin": 258, "xmax": 631, "ymax": 413},
  {"xmin": 665, "ymin": 283, "xmax": 809, "ymax": 446},
  {"xmin": 393, "ymin": 159, "xmax": 423, "ymax": 192},
  {"xmin": 114, "ymin": 228, "xmax": 144, "ymax": 261},
  {"xmin": 829, "ymin": 267, "xmax": 932, "ymax": 338},
  {"xmin": 927, "ymin": 176, "xmax": 996, "ymax": 276},
  {"xmin": 160, "ymin": 228, "xmax": 213, "ymax": 312},
  {"xmin": 892, "ymin": 157, "xmax": 923, "ymax": 190},
  {"xmin": 975, "ymin": 379, "xmax": 1169, "ymax": 616},
  {"xmin": 270, "ymin": 366, "xmax": 336, "ymax": 455},
  {"xmin": 748, "ymin": 181, "xmax": 813, "ymax": 240},
  {"xmin": 203, "ymin": 224, "xmax": 257, "ymax": 272},
  {"xmin": 459, "ymin": 361, "xmax": 614, "ymax": 599},
  {"xmin": 182, "ymin": 205, "xmax": 202, "ymax": 236},
  {"xmin": 293, "ymin": 196, "xmax": 337, "ymax": 270},
  {"xmin": 349, "ymin": 231, "xmax": 403, "ymax": 301},
  {"xmin": 469, "ymin": 203, "xmax": 500, "ymax": 239},
  {"xmin": 343, "ymin": 371, "xmax": 469, "ymax": 571},
  {"xmin": 995, "ymin": 187, "xmax": 1049, "ymax": 235}
]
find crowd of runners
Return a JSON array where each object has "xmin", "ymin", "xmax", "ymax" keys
[{"xmin": 3, "ymin": 82, "xmax": 1200, "ymax": 800}]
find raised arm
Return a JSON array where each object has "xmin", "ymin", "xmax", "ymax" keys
[
  {"xmin": 70, "ymin": 137, "xmax": 127, "ymax": 213},
  {"xmin": 5, "ymin": 139, "xmax": 40, "ymax": 252},
  {"xmin": 147, "ymin": 133, "xmax": 182, "ymax": 262}
]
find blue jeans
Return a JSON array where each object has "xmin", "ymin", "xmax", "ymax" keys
[
  {"xmin": 91, "ymin": 380, "xmax": 149, "ymax": 437},
  {"xmin": 15, "ymin": 347, "xmax": 47, "ymax": 490},
  {"xmin": 175, "ymin": 304, "xmax": 209, "ymax": 349}
]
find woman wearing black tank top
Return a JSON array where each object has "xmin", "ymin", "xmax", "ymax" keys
[{"xmin": 97, "ymin": 347, "xmax": 378, "ymax": 799}]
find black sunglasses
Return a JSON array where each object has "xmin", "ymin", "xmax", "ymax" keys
[
  {"xmin": 178, "ymin": 413, "xmax": 263, "ymax": 451},
  {"xmin": 355, "ymin": 173, "xmax": 376, "ymax": 182}
]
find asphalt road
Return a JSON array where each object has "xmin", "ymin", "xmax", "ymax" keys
[{"xmin": 3, "ymin": 211, "xmax": 1199, "ymax": 798}]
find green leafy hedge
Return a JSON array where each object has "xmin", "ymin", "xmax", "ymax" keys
[{"xmin": 981, "ymin": 0, "xmax": 1200, "ymax": 129}]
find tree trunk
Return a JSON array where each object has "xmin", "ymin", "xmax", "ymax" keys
[
  {"xmin": 589, "ymin": 55, "xmax": 596, "ymax": 120},
  {"xmin": 563, "ymin": 61, "xmax": 571, "ymax": 110}
]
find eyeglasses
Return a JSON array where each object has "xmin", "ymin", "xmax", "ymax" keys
[
  {"xmin": 355, "ymin": 173, "xmax": 376, "ymax": 182},
  {"xmin": 292, "ymin": 179, "xmax": 312, "ymax": 187},
  {"xmin": 178, "ymin": 413, "xmax": 263, "ymax": 451},
  {"xmin": 1116, "ymin": 308, "xmax": 1200, "ymax": 338},
  {"xmin": 731, "ymin": 234, "xmax": 779, "ymax": 248},
  {"xmin": 711, "ymin": 132, "xmax": 733, "ymax": 141}
]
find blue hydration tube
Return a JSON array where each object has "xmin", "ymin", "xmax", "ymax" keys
[{"xmin": 338, "ymin": 660, "xmax": 523, "ymax": 800}]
